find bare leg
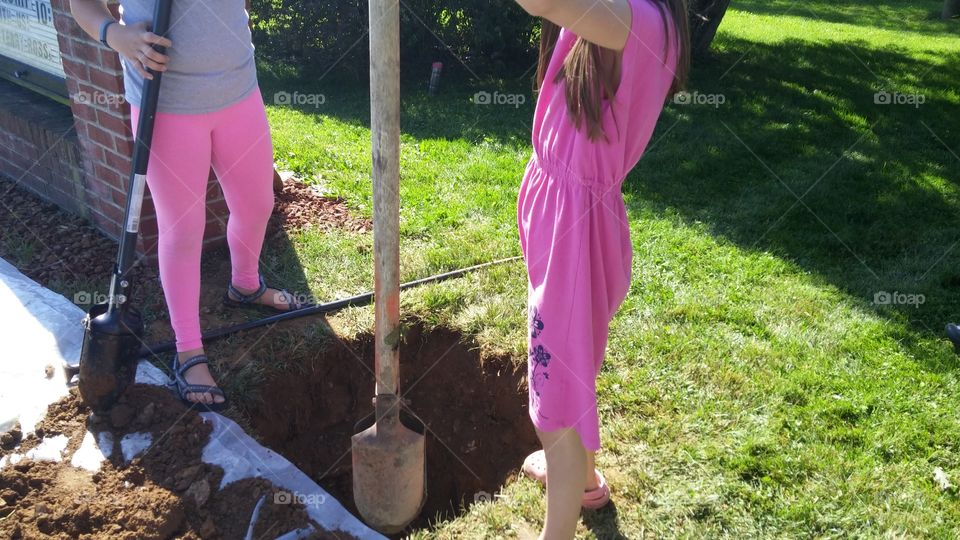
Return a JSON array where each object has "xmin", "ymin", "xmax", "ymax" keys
[
  {"xmin": 585, "ymin": 450, "xmax": 599, "ymax": 490},
  {"xmin": 536, "ymin": 427, "xmax": 587, "ymax": 540}
]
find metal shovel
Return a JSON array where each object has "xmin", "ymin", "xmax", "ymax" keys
[
  {"xmin": 350, "ymin": 0, "xmax": 426, "ymax": 532},
  {"xmin": 76, "ymin": 0, "xmax": 173, "ymax": 413}
]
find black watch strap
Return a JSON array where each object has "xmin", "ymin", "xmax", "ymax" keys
[{"xmin": 99, "ymin": 19, "xmax": 116, "ymax": 48}]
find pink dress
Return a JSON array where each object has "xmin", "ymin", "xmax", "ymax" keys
[{"xmin": 517, "ymin": 0, "xmax": 679, "ymax": 451}]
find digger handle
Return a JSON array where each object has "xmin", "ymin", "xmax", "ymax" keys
[{"xmin": 112, "ymin": 0, "xmax": 174, "ymax": 308}]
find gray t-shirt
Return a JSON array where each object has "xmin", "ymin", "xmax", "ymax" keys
[{"xmin": 118, "ymin": 0, "xmax": 258, "ymax": 114}]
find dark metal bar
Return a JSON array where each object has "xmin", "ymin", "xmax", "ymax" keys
[{"xmin": 138, "ymin": 255, "xmax": 522, "ymax": 357}]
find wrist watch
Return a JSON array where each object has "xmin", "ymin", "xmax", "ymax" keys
[{"xmin": 99, "ymin": 19, "xmax": 116, "ymax": 48}]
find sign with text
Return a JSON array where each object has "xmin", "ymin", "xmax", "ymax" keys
[{"xmin": 0, "ymin": 0, "xmax": 64, "ymax": 80}]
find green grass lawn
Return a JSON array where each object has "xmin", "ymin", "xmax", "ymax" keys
[{"xmin": 244, "ymin": 1, "xmax": 960, "ymax": 537}]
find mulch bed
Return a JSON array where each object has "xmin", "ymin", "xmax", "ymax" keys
[
  {"xmin": 268, "ymin": 177, "xmax": 371, "ymax": 235},
  {"xmin": 0, "ymin": 173, "xmax": 369, "ymax": 290}
]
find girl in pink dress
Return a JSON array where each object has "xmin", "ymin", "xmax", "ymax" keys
[{"xmin": 513, "ymin": 0, "xmax": 689, "ymax": 536}]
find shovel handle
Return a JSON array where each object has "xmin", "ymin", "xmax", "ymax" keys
[
  {"xmin": 110, "ymin": 0, "xmax": 174, "ymax": 310},
  {"xmin": 369, "ymin": 0, "xmax": 401, "ymax": 401}
]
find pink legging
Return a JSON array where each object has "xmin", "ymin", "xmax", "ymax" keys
[{"xmin": 129, "ymin": 86, "xmax": 274, "ymax": 352}]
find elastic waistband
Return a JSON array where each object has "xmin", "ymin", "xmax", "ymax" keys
[{"xmin": 528, "ymin": 152, "xmax": 619, "ymax": 192}]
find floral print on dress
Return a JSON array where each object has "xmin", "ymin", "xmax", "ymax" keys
[
  {"xmin": 529, "ymin": 344, "xmax": 551, "ymax": 397},
  {"xmin": 530, "ymin": 307, "xmax": 544, "ymax": 339},
  {"xmin": 528, "ymin": 306, "xmax": 551, "ymax": 401}
]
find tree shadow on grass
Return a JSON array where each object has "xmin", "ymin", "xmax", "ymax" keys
[
  {"xmin": 624, "ymin": 36, "xmax": 960, "ymax": 371},
  {"xmin": 256, "ymin": 59, "xmax": 536, "ymax": 148}
]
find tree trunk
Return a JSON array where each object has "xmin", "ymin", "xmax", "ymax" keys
[
  {"xmin": 944, "ymin": 0, "xmax": 960, "ymax": 20},
  {"xmin": 689, "ymin": 0, "xmax": 732, "ymax": 58}
]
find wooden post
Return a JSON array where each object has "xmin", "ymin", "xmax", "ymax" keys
[
  {"xmin": 349, "ymin": 0, "xmax": 425, "ymax": 531},
  {"xmin": 369, "ymin": 0, "xmax": 401, "ymax": 397}
]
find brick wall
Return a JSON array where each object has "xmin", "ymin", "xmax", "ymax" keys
[
  {"xmin": 40, "ymin": 0, "xmax": 232, "ymax": 258},
  {"xmin": 0, "ymin": 80, "xmax": 85, "ymax": 217}
]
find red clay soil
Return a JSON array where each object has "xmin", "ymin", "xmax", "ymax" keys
[
  {"xmin": 244, "ymin": 323, "xmax": 539, "ymax": 536},
  {"xmin": 0, "ymin": 385, "xmax": 358, "ymax": 539}
]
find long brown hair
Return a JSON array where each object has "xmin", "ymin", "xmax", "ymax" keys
[{"xmin": 536, "ymin": 0, "xmax": 690, "ymax": 142}]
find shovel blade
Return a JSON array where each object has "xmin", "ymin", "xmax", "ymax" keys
[
  {"xmin": 351, "ymin": 412, "xmax": 426, "ymax": 533},
  {"xmin": 78, "ymin": 303, "xmax": 143, "ymax": 414}
]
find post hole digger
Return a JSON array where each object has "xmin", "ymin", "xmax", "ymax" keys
[
  {"xmin": 76, "ymin": 0, "xmax": 174, "ymax": 414},
  {"xmin": 350, "ymin": 0, "xmax": 427, "ymax": 532}
]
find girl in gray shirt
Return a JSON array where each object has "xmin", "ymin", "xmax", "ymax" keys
[{"xmin": 71, "ymin": 0, "xmax": 308, "ymax": 410}]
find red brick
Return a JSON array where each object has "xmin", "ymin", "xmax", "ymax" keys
[
  {"xmin": 111, "ymin": 186, "xmax": 131, "ymax": 207},
  {"xmin": 99, "ymin": 200, "xmax": 124, "ymax": 223},
  {"xmin": 86, "ymin": 176, "xmax": 116, "ymax": 199},
  {"xmin": 55, "ymin": 35, "xmax": 74, "ymax": 58},
  {"xmin": 94, "ymin": 162, "xmax": 123, "ymax": 185},
  {"xmin": 86, "ymin": 123, "xmax": 115, "ymax": 151},
  {"xmin": 102, "ymin": 98, "xmax": 129, "ymax": 119},
  {"xmin": 101, "ymin": 148, "xmax": 131, "ymax": 172},
  {"xmin": 96, "ymin": 109, "xmax": 131, "ymax": 138},
  {"xmin": 114, "ymin": 135, "xmax": 133, "ymax": 157},
  {"xmin": 61, "ymin": 57, "xmax": 90, "ymax": 82},
  {"xmin": 89, "ymin": 160, "xmax": 123, "ymax": 189},
  {"xmin": 70, "ymin": 103, "xmax": 97, "ymax": 125},
  {"xmin": 99, "ymin": 48, "xmax": 122, "ymax": 70},
  {"xmin": 88, "ymin": 66, "xmax": 124, "ymax": 93},
  {"xmin": 77, "ymin": 139, "xmax": 104, "ymax": 165},
  {"xmin": 100, "ymin": 170, "xmax": 126, "ymax": 192},
  {"xmin": 70, "ymin": 39, "xmax": 101, "ymax": 64},
  {"xmin": 77, "ymin": 82, "xmax": 99, "ymax": 100}
]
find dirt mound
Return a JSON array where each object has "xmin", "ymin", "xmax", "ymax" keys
[{"xmin": 0, "ymin": 384, "xmax": 355, "ymax": 539}]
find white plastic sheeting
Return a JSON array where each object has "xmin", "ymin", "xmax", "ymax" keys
[
  {"xmin": 0, "ymin": 257, "xmax": 76, "ymax": 434},
  {"xmin": 0, "ymin": 257, "xmax": 384, "ymax": 539}
]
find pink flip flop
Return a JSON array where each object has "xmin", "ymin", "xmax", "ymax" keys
[{"xmin": 521, "ymin": 450, "xmax": 610, "ymax": 509}]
